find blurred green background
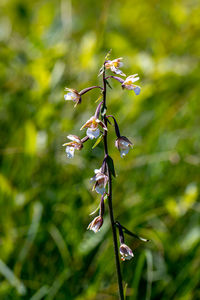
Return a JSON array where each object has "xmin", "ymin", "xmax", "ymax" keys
[{"xmin": 0, "ymin": 0, "xmax": 200, "ymax": 299}]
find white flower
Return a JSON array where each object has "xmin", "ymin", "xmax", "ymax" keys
[
  {"xmin": 105, "ymin": 58, "xmax": 126, "ymax": 77},
  {"xmin": 115, "ymin": 136, "xmax": 133, "ymax": 157},
  {"xmin": 91, "ymin": 169, "xmax": 108, "ymax": 195},
  {"xmin": 87, "ymin": 216, "xmax": 103, "ymax": 233},
  {"xmin": 64, "ymin": 88, "xmax": 81, "ymax": 106},
  {"xmin": 80, "ymin": 116, "xmax": 107, "ymax": 140},
  {"xmin": 119, "ymin": 243, "xmax": 134, "ymax": 261},
  {"xmin": 63, "ymin": 135, "xmax": 83, "ymax": 159},
  {"xmin": 122, "ymin": 74, "xmax": 141, "ymax": 95}
]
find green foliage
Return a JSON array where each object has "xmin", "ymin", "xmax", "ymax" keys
[{"xmin": 0, "ymin": 0, "xmax": 200, "ymax": 299}]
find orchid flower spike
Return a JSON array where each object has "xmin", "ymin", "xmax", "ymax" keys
[
  {"xmin": 80, "ymin": 116, "xmax": 107, "ymax": 140},
  {"xmin": 105, "ymin": 58, "xmax": 126, "ymax": 77},
  {"xmin": 115, "ymin": 136, "xmax": 133, "ymax": 158},
  {"xmin": 119, "ymin": 243, "xmax": 134, "ymax": 261},
  {"xmin": 63, "ymin": 135, "xmax": 83, "ymax": 158},
  {"xmin": 64, "ymin": 88, "xmax": 81, "ymax": 106},
  {"xmin": 90, "ymin": 168, "xmax": 108, "ymax": 195},
  {"xmin": 122, "ymin": 74, "xmax": 141, "ymax": 95}
]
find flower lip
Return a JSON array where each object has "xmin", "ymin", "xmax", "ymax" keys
[
  {"xmin": 87, "ymin": 216, "xmax": 103, "ymax": 233},
  {"xmin": 119, "ymin": 243, "xmax": 134, "ymax": 261}
]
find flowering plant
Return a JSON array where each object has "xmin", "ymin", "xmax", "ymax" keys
[{"xmin": 63, "ymin": 52, "xmax": 148, "ymax": 299}]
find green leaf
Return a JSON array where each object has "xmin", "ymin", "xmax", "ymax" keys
[
  {"xmin": 92, "ymin": 135, "xmax": 103, "ymax": 149},
  {"xmin": 95, "ymin": 94, "xmax": 102, "ymax": 103},
  {"xmin": 106, "ymin": 155, "xmax": 116, "ymax": 177},
  {"xmin": 98, "ymin": 65, "xmax": 104, "ymax": 77},
  {"xmin": 105, "ymin": 79, "xmax": 112, "ymax": 89}
]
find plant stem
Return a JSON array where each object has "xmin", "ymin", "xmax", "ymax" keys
[{"xmin": 102, "ymin": 67, "xmax": 124, "ymax": 300}]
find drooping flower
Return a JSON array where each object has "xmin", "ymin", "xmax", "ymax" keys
[
  {"xmin": 121, "ymin": 74, "xmax": 141, "ymax": 95},
  {"xmin": 63, "ymin": 135, "xmax": 83, "ymax": 158},
  {"xmin": 64, "ymin": 88, "xmax": 81, "ymax": 106},
  {"xmin": 87, "ymin": 216, "xmax": 103, "ymax": 233},
  {"xmin": 80, "ymin": 116, "xmax": 107, "ymax": 140},
  {"xmin": 119, "ymin": 243, "xmax": 134, "ymax": 261},
  {"xmin": 91, "ymin": 168, "xmax": 108, "ymax": 195},
  {"xmin": 105, "ymin": 58, "xmax": 126, "ymax": 77},
  {"xmin": 115, "ymin": 136, "xmax": 133, "ymax": 158}
]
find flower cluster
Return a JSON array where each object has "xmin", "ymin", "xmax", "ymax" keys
[{"xmin": 63, "ymin": 55, "xmax": 146, "ymax": 272}]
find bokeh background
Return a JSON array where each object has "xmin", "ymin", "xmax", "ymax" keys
[{"xmin": 0, "ymin": 0, "xmax": 200, "ymax": 299}]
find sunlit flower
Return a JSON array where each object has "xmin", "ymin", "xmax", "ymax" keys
[
  {"xmin": 80, "ymin": 116, "xmax": 107, "ymax": 140},
  {"xmin": 63, "ymin": 135, "xmax": 83, "ymax": 158},
  {"xmin": 87, "ymin": 216, "xmax": 103, "ymax": 233},
  {"xmin": 105, "ymin": 58, "xmax": 126, "ymax": 77},
  {"xmin": 115, "ymin": 136, "xmax": 133, "ymax": 158},
  {"xmin": 119, "ymin": 243, "xmax": 134, "ymax": 261},
  {"xmin": 64, "ymin": 88, "xmax": 81, "ymax": 106},
  {"xmin": 91, "ymin": 168, "xmax": 108, "ymax": 195},
  {"xmin": 122, "ymin": 74, "xmax": 141, "ymax": 95}
]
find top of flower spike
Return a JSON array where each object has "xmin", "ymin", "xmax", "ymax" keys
[{"xmin": 105, "ymin": 58, "xmax": 126, "ymax": 77}]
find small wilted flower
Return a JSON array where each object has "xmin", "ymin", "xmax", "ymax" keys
[
  {"xmin": 91, "ymin": 168, "xmax": 108, "ymax": 195},
  {"xmin": 122, "ymin": 74, "xmax": 141, "ymax": 95},
  {"xmin": 64, "ymin": 88, "xmax": 81, "ymax": 106},
  {"xmin": 80, "ymin": 116, "xmax": 107, "ymax": 140},
  {"xmin": 119, "ymin": 243, "xmax": 134, "ymax": 261},
  {"xmin": 63, "ymin": 135, "xmax": 83, "ymax": 158},
  {"xmin": 87, "ymin": 216, "xmax": 103, "ymax": 233},
  {"xmin": 105, "ymin": 58, "xmax": 126, "ymax": 77},
  {"xmin": 115, "ymin": 136, "xmax": 133, "ymax": 158}
]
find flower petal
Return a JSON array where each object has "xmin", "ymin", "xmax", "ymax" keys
[
  {"xmin": 95, "ymin": 185, "xmax": 106, "ymax": 195},
  {"xmin": 67, "ymin": 134, "xmax": 81, "ymax": 144},
  {"xmin": 134, "ymin": 86, "xmax": 141, "ymax": 95},
  {"xmin": 65, "ymin": 146, "xmax": 75, "ymax": 158},
  {"xmin": 87, "ymin": 128, "xmax": 100, "ymax": 139},
  {"xmin": 120, "ymin": 148, "xmax": 130, "ymax": 158}
]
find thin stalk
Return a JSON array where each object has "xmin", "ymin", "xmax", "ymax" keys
[{"xmin": 102, "ymin": 66, "xmax": 124, "ymax": 300}]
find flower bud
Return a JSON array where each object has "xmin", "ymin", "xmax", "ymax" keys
[
  {"xmin": 115, "ymin": 136, "xmax": 133, "ymax": 158},
  {"xmin": 119, "ymin": 243, "xmax": 134, "ymax": 261},
  {"xmin": 87, "ymin": 216, "xmax": 103, "ymax": 233}
]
